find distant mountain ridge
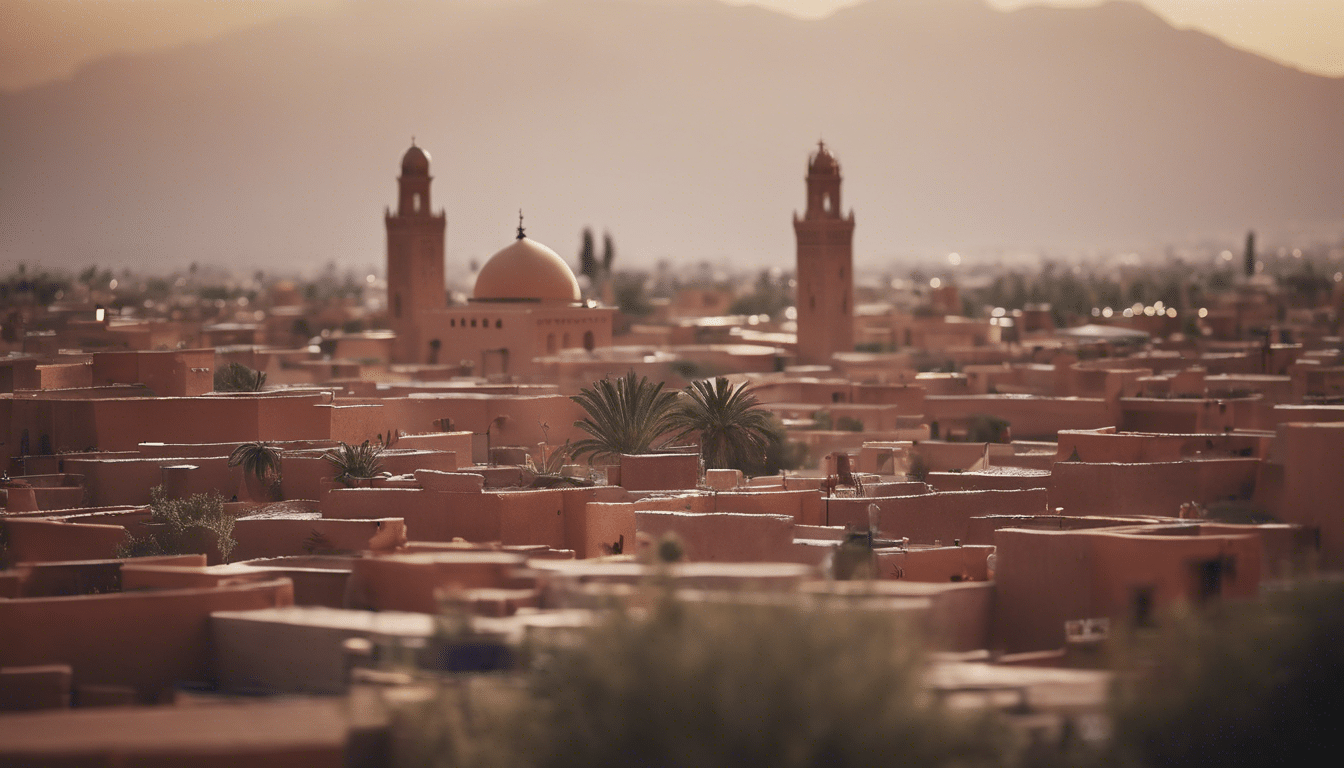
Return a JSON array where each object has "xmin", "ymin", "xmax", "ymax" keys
[{"xmin": 2, "ymin": 0, "xmax": 1341, "ymax": 273}]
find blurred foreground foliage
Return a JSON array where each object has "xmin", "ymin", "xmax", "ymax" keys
[
  {"xmin": 1107, "ymin": 580, "xmax": 1344, "ymax": 767},
  {"xmin": 394, "ymin": 595, "xmax": 1012, "ymax": 768}
]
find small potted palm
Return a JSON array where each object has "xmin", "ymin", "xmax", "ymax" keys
[{"xmin": 228, "ymin": 441, "xmax": 283, "ymax": 502}]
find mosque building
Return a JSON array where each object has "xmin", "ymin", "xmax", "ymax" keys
[{"xmin": 384, "ymin": 143, "xmax": 613, "ymax": 373}]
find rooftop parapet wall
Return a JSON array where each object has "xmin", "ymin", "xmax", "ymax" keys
[
  {"xmin": 619, "ymin": 453, "xmax": 700, "ymax": 492},
  {"xmin": 926, "ymin": 470, "xmax": 1051, "ymax": 498},
  {"xmin": 828, "ymin": 488, "xmax": 1048, "ymax": 543},
  {"xmin": 62, "ymin": 455, "xmax": 235, "ymax": 507},
  {"xmin": 9, "ymin": 392, "xmax": 335, "ymax": 454},
  {"xmin": 0, "ymin": 578, "xmax": 294, "ymax": 703},
  {"xmin": 924, "ymin": 395, "xmax": 1114, "ymax": 441},
  {"xmin": 1275, "ymin": 421, "xmax": 1344, "ymax": 567},
  {"xmin": 1055, "ymin": 428, "xmax": 1271, "ymax": 463},
  {"xmin": 635, "ymin": 510, "xmax": 801, "ymax": 564},
  {"xmin": 1050, "ymin": 458, "xmax": 1260, "ymax": 518},
  {"xmin": 322, "ymin": 485, "xmax": 588, "ymax": 551},
  {"xmin": 993, "ymin": 527, "xmax": 1263, "ymax": 653}
]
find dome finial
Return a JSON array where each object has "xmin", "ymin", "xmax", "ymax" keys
[
  {"xmin": 411, "ymin": 135, "xmax": 416, "ymax": 147},
  {"xmin": 517, "ymin": 209, "xmax": 526, "ymax": 240}
]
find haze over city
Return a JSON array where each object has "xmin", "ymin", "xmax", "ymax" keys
[{"xmin": 2, "ymin": 0, "xmax": 1341, "ymax": 273}]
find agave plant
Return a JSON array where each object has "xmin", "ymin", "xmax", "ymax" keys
[
  {"xmin": 668, "ymin": 377, "xmax": 776, "ymax": 471},
  {"xmin": 570, "ymin": 371, "xmax": 680, "ymax": 463},
  {"xmin": 526, "ymin": 441, "xmax": 590, "ymax": 488},
  {"xmin": 323, "ymin": 440, "xmax": 385, "ymax": 487},
  {"xmin": 214, "ymin": 361, "xmax": 267, "ymax": 392}
]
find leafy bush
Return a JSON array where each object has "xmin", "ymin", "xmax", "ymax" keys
[
  {"xmin": 396, "ymin": 596, "xmax": 1012, "ymax": 768},
  {"xmin": 964, "ymin": 415, "xmax": 1011, "ymax": 444},
  {"xmin": 835, "ymin": 415, "xmax": 865, "ymax": 432},
  {"xmin": 1108, "ymin": 581, "xmax": 1344, "ymax": 768},
  {"xmin": 214, "ymin": 361, "xmax": 267, "ymax": 392},
  {"xmin": 323, "ymin": 440, "xmax": 385, "ymax": 486},
  {"xmin": 116, "ymin": 485, "xmax": 237, "ymax": 562}
]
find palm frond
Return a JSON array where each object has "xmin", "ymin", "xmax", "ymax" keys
[
  {"xmin": 227, "ymin": 441, "xmax": 283, "ymax": 484},
  {"xmin": 668, "ymin": 377, "xmax": 777, "ymax": 471},
  {"xmin": 570, "ymin": 371, "xmax": 679, "ymax": 462}
]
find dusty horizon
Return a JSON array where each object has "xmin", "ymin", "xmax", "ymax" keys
[
  {"xmin": 2, "ymin": 0, "xmax": 1341, "ymax": 94},
  {"xmin": 2, "ymin": 0, "xmax": 1341, "ymax": 274}
]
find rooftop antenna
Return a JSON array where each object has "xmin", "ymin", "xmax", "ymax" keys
[{"xmin": 517, "ymin": 209, "xmax": 526, "ymax": 240}]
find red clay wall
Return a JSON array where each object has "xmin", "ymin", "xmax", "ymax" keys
[
  {"xmin": 620, "ymin": 453, "xmax": 701, "ymax": 492},
  {"xmin": 1050, "ymin": 459, "xmax": 1259, "ymax": 517},
  {"xmin": 0, "ymin": 579, "xmax": 293, "ymax": 701},
  {"xmin": 1275, "ymin": 422, "xmax": 1344, "ymax": 566},
  {"xmin": 828, "ymin": 489, "xmax": 1048, "ymax": 543},
  {"xmin": 1, "ymin": 519, "xmax": 128, "ymax": 564},
  {"xmin": 634, "ymin": 510, "xmax": 797, "ymax": 563},
  {"xmin": 924, "ymin": 396, "xmax": 1114, "ymax": 440}
]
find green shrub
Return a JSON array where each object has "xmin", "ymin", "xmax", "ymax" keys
[
  {"xmin": 396, "ymin": 595, "xmax": 1012, "ymax": 768},
  {"xmin": 1108, "ymin": 581, "xmax": 1344, "ymax": 767},
  {"xmin": 213, "ymin": 361, "xmax": 267, "ymax": 392},
  {"xmin": 835, "ymin": 416, "xmax": 865, "ymax": 432},
  {"xmin": 116, "ymin": 485, "xmax": 237, "ymax": 562}
]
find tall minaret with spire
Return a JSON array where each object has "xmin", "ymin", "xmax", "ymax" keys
[
  {"xmin": 793, "ymin": 141, "xmax": 855, "ymax": 365},
  {"xmin": 386, "ymin": 140, "xmax": 447, "ymax": 363}
]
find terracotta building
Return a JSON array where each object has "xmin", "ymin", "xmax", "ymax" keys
[
  {"xmin": 386, "ymin": 143, "xmax": 447, "ymax": 363},
  {"xmin": 794, "ymin": 141, "xmax": 855, "ymax": 365},
  {"xmin": 415, "ymin": 217, "xmax": 614, "ymax": 376}
]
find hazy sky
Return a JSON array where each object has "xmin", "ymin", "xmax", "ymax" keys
[{"xmin": 1, "ymin": 0, "xmax": 1340, "ymax": 92}]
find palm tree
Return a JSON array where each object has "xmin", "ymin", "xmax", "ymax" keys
[
  {"xmin": 668, "ymin": 377, "xmax": 776, "ymax": 471},
  {"xmin": 228, "ymin": 441, "xmax": 282, "ymax": 501},
  {"xmin": 570, "ymin": 371, "xmax": 679, "ymax": 463}
]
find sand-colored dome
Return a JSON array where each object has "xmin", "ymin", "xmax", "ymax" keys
[
  {"xmin": 473, "ymin": 236, "xmax": 581, "ymax": 303},
  {"xmin": 401, "ymin": 144, "xmax": 430, "ymax": 176}
]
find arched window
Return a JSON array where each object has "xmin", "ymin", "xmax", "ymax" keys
[
  {"xmin": 583, "ymin": 331, "xmax": 595, "ymax": 351},
  {"xmin": 471, "ymin": 319, "xmax": 477, "ymax": 328},
  {"xmin": 413, "ymin": 193, "xmax": 422, "ymax": 212},
  {"xmin": 547, "ymin": 333, "xmax": 557, "ymax": 353},
  {"xmin": 495, "ymin": 319, "xmax": 502, "ymax": 329},
  {"xmin": 428, "ymin": 339, "xmax": 441, "ymax": 365},
  {"xmin": 450, "ymin": 318, "xmax": 455, "ymax": 327},
  {"xmin": 563, "ymin": 332, "xmax": 571, "ymax": 348}
]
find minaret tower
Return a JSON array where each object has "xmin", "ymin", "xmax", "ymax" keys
[
  {"xmin": 386, "ymin": 141, "xmax": 447, "ymax": 363},
  {"xmin": 793, "ymin": 141, "xmax": 855, "ymax": 365}
]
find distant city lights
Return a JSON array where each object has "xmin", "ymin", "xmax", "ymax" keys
[
  {"xmin": 948, "ymin": 252, "xmax": 961, "ymax": 266},
  {"xmin": 930, "ymin": 277, "xmax": 941, "ymax": 288},
  {"xmin": 1198, "ymin": 307, "xmax": 1209, "ymax": 318}
]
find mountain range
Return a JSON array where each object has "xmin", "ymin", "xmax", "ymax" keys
[{"xmin": 2, "ymin": 0, "xmax": 1341, "ymax": 274}]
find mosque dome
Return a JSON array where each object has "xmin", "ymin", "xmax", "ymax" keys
[
  {"xmin": 473, "ymin": 234, "xmax": 582, "ymax": 303},
  {"xmin": 810, "ymin": 141, "xmax": 839, "ymax": 174},
  {"xmin": 401, "ymin": 144, "xmax": 430, "ymax": 176}
]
